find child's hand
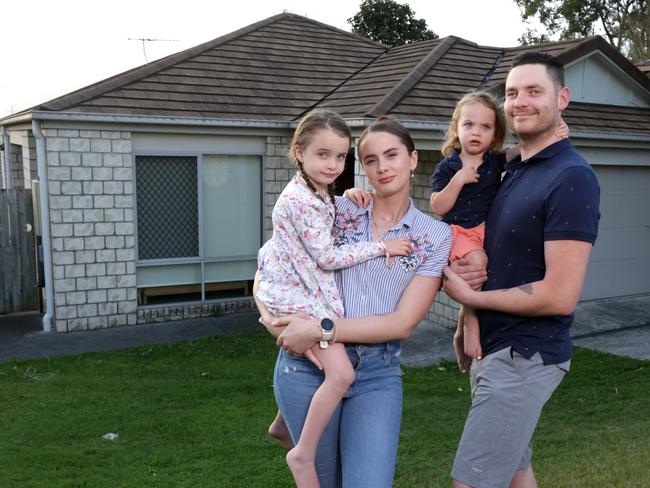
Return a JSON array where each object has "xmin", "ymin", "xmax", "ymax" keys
[
  {"xmin": 382, "ymin": 237, "xmax": 412, "ymax": 256},
  {"xmin": 453, "ymin": 165, "xmax": 480, "ymax": 185},
  {"xmin": 555, "ymin": 118, "xmax": 569, "ymax": 139},
  {"xmin": 343, "ymin": 187, "xmax": 373, "ymax": 208}
]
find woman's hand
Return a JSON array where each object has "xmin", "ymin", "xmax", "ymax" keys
[
  {"xmin": 274, "ymin": 315, "xmax": 321, "ymax": 355},
  {"xmin": 344, "ymin": 188, "xmax": 373, "ymax": 208},
  {"xmin": 555, "ymin": 118, "xmax": 569, "ymax": 139}
]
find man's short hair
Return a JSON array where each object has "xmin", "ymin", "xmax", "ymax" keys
[{"xmin": 511, "ymin": 51, "xmax": 565, "ymax": 89}]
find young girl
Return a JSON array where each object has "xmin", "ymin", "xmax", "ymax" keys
[
  {"xmin": 256, "ymin": 110, "xmax": 412, "ymax": 487},
  {"xmin": 430, "ymin": 91, "xmax": 510, "ymax": 369},
  {"xmin": 431, "ymin": 90, "xmax": 567, "ymax": 371}
]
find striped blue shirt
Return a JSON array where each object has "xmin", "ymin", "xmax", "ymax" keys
[{"xmin": 333, "ymin": 197, "xmax": 452, "ymax": 330}]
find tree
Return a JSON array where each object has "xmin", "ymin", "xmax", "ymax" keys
[
  {"xmin": 516, "ymin": 0, "xmax": 649, "ymax": 62},
  {"xmin": 348, "ymin": 0, "xmax": 438, "ymax": 46}
]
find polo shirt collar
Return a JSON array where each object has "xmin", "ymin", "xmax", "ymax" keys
[
  {"xmin": 360, "ymin": 197, "xmax": 417, "ymax": 229},
  {"xmin": 519, "ymin": 139, "xmax": 575, "ymax": 167},
  {"xmin": 448, "ymin": 149, "xmax": 463, "ymax": 170}
]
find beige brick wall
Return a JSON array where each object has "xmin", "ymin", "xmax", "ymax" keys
[
  {"xmin": 353, "ymin": 147, "xmax": 460, "ymax": 329},
  {"xmin": 263, "ymin": 135, "xmax": 294, "ymax": 239},
  {"xmin": 45, "ymin": 128, "xmax": 137, "ymax": 331}
]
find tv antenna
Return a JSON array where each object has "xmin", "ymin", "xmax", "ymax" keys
[{"xmin": 128, "ymin": 37, "xmax": 178, "ymax": 63}]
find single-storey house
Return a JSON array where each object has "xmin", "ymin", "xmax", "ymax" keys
[{"xmin": 1, "ymin": 13, "xmax": 649, "ymax": 332}]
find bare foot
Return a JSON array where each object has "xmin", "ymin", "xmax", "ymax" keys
[
  {"xmin": 453, "ymin": 333, "xmax": 472, "ymax": 373},
  {"xmin": 269, "ymin": 412, "xmax": 294, "ymax": 451},
  {"xmin": 463, "ymin": 315, "xmax": 483, "ymax": 360},
  {"xmin": 286, "ymin": 447, "xmax": 320, "ymax": 488}
]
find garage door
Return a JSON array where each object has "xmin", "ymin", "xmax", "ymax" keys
[{"xmin": 582, "ymin": 165, "xmax": 650, "ymax": 300}]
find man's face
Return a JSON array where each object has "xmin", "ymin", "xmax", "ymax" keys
[{"xmin": 504, "ymin": 63, "xmax": 568, "ymax": 140}]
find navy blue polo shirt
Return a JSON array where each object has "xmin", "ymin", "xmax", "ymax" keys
[
  {"xmin": 479, "ymin": 139, "xmax": 600, "ymax": 364},
  {"xmin": 431, "ymin": 149, "xmax": 506, "ymax": 228}
]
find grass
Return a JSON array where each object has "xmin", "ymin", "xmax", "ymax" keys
[{"xmin": 0, "ymin": 331, "xmax": 647, "ymax": 487}]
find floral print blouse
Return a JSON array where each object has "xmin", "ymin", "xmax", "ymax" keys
[{"xmin": 257, "ymin": 175, "xmax": 384, "ymax": 318}]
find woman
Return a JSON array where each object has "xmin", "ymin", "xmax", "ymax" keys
[{"xmin": 255, "ymin": 117, "xmax": 452, "ymax": 487}]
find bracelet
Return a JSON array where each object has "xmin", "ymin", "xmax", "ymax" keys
[{"xmin": 379, "ymin": 240, "xmax": 390, "ymax": 266}]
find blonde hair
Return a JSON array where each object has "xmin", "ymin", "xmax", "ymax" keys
[
  {"xmin": 441, "ymin": 91, "xmax": 506, "ymax": 157},
  {"xmin": 289, "ymin": 110, "xmax": 351, "ymax": 204}
]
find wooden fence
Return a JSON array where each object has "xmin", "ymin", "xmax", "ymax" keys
[{"xmin": 0, "ymin": 188, "xmax": 38, "ymax": 313}]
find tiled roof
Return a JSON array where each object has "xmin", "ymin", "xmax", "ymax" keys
[
  {"xmin": 31, "ymin": 13, "xmax": 386, "ymax": 121},
  {"xmin": 5, "ymin": 13, "xmax": 649, "ymax": 136},
  {"xmin": 486, "ymin": 36, "xmax": 650, "ymax": 97},
  {"xmin": 563, "ymin": 103, "xmax": 650, "ymax": 134}
]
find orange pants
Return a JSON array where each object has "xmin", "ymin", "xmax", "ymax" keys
[{"xmin": 449, "ymin": 222, "xmax": 485, "ymax": 262}]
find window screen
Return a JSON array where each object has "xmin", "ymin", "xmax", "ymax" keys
[{"xmin": 136, "ymin": 155, "xmax": 199, "ymax": 260}]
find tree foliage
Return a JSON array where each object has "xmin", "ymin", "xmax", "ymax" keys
[
  {"xmin": 516, "ymin": 0, "xmax": 649, "ymax": 62},
  {"xmin": 348, "ymin": 0, "xmax": 438, "ymax": 46}
]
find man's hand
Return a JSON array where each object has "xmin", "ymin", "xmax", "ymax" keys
[
  {"xmin": 443, "ymin": 266, "xmax": 477, "ymax": 305},
  {"xmin": 449, "ymin": 258, "xmax": 487, "ymax": 290}
]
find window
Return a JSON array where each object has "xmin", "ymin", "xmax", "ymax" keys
[{"xmin": 135, "ymin": 154, "xmax": 261, "ymax": 304}]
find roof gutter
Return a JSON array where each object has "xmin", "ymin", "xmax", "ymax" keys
[
  {"xmin": 1, "ymin": 125, "xmax": 12, "ymax": 189},
  {"xmin": 6, "ymin": 112, "xmax": 650, "ymax": 143},
  {"xmin": 569, "ymin": 129, "xmax": 650, "ymax": 143},
  {"xmin": 32, "ymin": 120, "xmax": 53, "ymax": 333},
  {"xmin": 24, "ymin": 111, "xmax": 295, "ymax": 129},
  {"xmin": 344, "ymin": 117, "xmax": 450, "ymax": 132}
]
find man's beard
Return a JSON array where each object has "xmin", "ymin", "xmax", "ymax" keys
[{"xmin": 508, "ymin": 110, "xmax": 559, "ymax": 143}]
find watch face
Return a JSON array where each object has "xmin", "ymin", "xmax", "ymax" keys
[{"xmin": 320, "ymin": 318, "xmax": 334, "ymax": 331}]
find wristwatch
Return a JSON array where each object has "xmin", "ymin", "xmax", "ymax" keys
[{"xmin": 319, "ymin": 318, "xmax": 335, "ymax": 349}]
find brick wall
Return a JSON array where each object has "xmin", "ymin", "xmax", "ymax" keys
[
  {"xmin": 45, "ymin": 129, "xmax": 137, "ymax": 331},
  {"xmin": 354, "ymin": 147, "xmax": 460, "ymax": 329},
  {"xmin": 1, "ymin": 137, "xmax": 30, "ymax": 190},
  {"xmin": 416, "ymin": 150, "xmax": 461, "ymax": 328},
  {"xmin": 263, "ymin": 135, "xmax": 294, "ymax": 238}
]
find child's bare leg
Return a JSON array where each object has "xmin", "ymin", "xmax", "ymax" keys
[
  {"xmin": 269, "ymin": 410, "xmax": 294, "ymax": 450},
  {"xmin": 463, "ymin": 306, "xmax": 482, "ymax": 359},
  {"xmin": 453, "ymin": 307, "xmax": 471, "ymax": 373},
  {"xmin": 286, "ymin": 343, "xmax": 354, "ymax": 488},
  {"xmin": 459, "ymin": 250, "xmax": 488, "ymax": 360}
]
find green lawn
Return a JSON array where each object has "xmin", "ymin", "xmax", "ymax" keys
[{"xmin": 0, "ymin": 331, "xmax": 647, "ymax": 487}]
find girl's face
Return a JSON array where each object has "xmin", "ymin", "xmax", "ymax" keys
[
  {"xmin": 455, "ymin": 102, "xmax": 497, "ymax": 157},
  {"xmin": 296, "ymin": 128, "xmax": 349, "ymax": 192},
  {"xmin": 358, "ymin": 131, "xmax": 417, "ymax": 198}
]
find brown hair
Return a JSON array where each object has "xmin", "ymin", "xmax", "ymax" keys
[
  {"xmin": 511, "ymin": 51, "xmax": 564, "ymax": 90},
  {"xmin": 441, "ymin": 91, "xmax": 506, "ymax": 157},
  {"xmin": 289, "ymin": 110, "xmax": 351, "ymax": 205},
  {"xmin": 357, "ymin": 116, "xmax": 416, "ymax": 158}
]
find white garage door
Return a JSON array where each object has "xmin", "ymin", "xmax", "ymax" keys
[{"xmin": 582, "ymin": 165, "xmax": 650, "ymax": 300}]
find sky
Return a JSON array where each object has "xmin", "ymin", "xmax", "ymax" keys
[{"xmin": 0, "ymin": 0, "xmax": 531, "ymax": 118}]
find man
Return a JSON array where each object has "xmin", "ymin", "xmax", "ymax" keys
[{"xmin": 443, "ymin": 52, "xmax": 600, "ymax": 488}]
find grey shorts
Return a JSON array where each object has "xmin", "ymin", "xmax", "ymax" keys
[{"xmin": 451, "ymin": 347, "xmax": 570, "ymax": 488}]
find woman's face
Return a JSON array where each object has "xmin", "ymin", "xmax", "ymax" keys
[{"xmin": 358, "ymin": 131, "xmax": 417, "ymax": 198}]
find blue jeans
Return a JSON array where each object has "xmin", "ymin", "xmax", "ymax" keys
[{"xmin": 274, "ymin": 342, "xmax": 403, "ymax": 488}]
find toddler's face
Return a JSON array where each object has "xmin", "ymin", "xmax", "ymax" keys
[{"xmin": 456, "ymin": 102, "xmax": 496, "ymax": 157}]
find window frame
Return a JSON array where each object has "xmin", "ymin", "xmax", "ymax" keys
[{"xmin": 133, "ymin": 149, "xmax": 264, "ymax": 302}]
